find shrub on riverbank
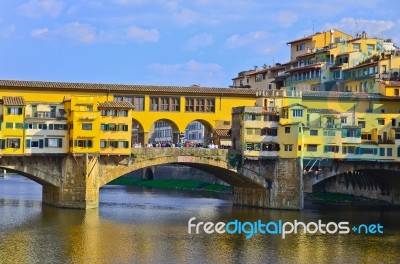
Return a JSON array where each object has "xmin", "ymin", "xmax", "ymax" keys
[{"xmin": 110, "ymin": 177, "xmax": 232, "ymax": 193}]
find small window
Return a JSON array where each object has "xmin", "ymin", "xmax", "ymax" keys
[
  {"xmin": 353, "ymin": 43, "xmax": 360, "ymax": 50},
  {"xmin": 307, "ymin": 145, "xmax": 318, "ymax": 152},
  {"xmin": 310, "ymin": 130, "xmax": 318, "ymax": 136},
  {"xmin": 284, "ymin": 144, "xmax": 293, "ymax": 151},
  {"xmin": 82, "ymin": 123, "xmax": 92, "ymax": 130},
  {"xmin": 285, "ymin": 127, "xmax": 290, "ymax": 133},
  {"xmin": 292, "ymin": 109, "xmax": 303, "ymax": 117},
  {"xmin": 377, "ymin": 119, "xmax": 385, "ymax": 125}
]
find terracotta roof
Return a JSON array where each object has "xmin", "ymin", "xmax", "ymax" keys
[
  {"xmin": 215, "ymin": 129, "xmax": 230, "ymax": 137},
  {"xmin": 285, "ymin": 63, "xmax": 323, "ymax": 73},
  {"xmin": 342, "ymin": 61, "xmax": 378, "ymax": 71},
  {"xmin": 302, "ymin": 91, "xmax": 400, "ymax": 100},
  {"xmin": 0, "ymin": 80, "xmax": 256, "ymax": 96},
  {"xmin": 286, "ymin": 36, "xmax": 312, "ymax": 45},
  {"xmin": 285, "ymin": 103, "xmax": 308, "ymax": 108},
  {"xmin": 98, "ymin": 101, "xmax": 134, "ymax": 109},
  {"xmin": 387, "ymin": 81, "xmax": 400, "ymax": 87},
  {"xmin": 2, "ymin": 96, "xmax": 26, "ymax": 106},
  {"xmin": 308, "ymin": 108, "xmax": 341, "ymax": 115}
]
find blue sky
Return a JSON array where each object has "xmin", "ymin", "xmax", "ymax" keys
[{"xmin": 0, "ymin": 0, "xmax": 399, "ymax": 87}]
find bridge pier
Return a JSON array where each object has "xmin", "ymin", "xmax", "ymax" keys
[
  {"xmin": 234, "ymin": 158, "xmax": 304, "ymax": 210},
  {"xmin": 42, "ymin": 155, "xmax": 100, "ymax": 209}
]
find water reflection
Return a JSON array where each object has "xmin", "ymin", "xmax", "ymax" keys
[{"xmin": 0, "ymin": 176, "xmax": 400, "ymax": 263}]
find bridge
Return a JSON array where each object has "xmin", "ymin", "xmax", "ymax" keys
[
  {"xmin": 304, "ymin": 160, "xmax": 400, "ymax": 203},
  {"xmin": 1, "ymin": 149, "xmax": 400, "ymax": 209},
  {"xmin": 0, "ymin": 148, "xmax": 273, "ymax": 209}
]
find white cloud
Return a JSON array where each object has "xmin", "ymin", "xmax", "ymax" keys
[
  {"xmin": 172, "ymin": 8, "xmax": 200, "ymax": 26},
  {"xmin": 127, "ymin": 26, "xmax": 159, "ymax": 42},
  {"xmin": 17, "ymin": 0, "xmax": 64, "ymax": 18},
  {"xmin": 30, "ymin": 27, "xmax": 49, "ymax": 38},
  {"xmin": 187, "ymin": 33, "xmax": 214, "ymax": 50},
  {"xmin": 30, "ymin": 23, "xmax": 96, "ymax": 43},
  {"xmin": 274, "ymin": 11, "xmax": 298, "ymax": 28},
  {"xmin": 324, "ymin": 18, "xmax": 395, "ymax": 38},
  {"xmin": 0, "ymin": 25, "xmax": 16, "ymax": 38},
  {"xmin": 147, "ymin": 60, "xmax": 226, "ymax": 87},
  {"xmin": 30, "ymin": 23, "xmax": 160, "ymax": 44},
  {"xmin": 226, "ymin": 31, "xmax": 268, "ymax": 49},
  {"xmin": 114, "ymin": 0, "xmax": 147, "ymax": 4}
]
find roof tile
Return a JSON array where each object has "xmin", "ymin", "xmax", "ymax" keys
[
  {"xmin": 0, "ymin": 80, "xmax": 256, "ymax": 96},
  {"xmin": 98, "ymin": 101, "xmax": 134, "ymax": 109},
  {"xmin": 2, "ymin": 96, "xmax": 26, "ymax": 106}
]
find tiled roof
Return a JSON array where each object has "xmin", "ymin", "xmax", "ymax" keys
[
  {"xmin": 285, "ymin": 103, "xmax": 308, "ymax": 108},
  {"xmin": 342, "ymin": 61, "xmax": 378, "ymax": 71},
  {"xmin": 387, "ymin": 81, "xmax": 400, "ymax": 87},
  {"xmin": 0, "ymin": 80, "xmax": 256, "ymax": 96},
  {"xmin": 215, "ymin": 129, "xmax": 230, "ymax": 137},
  {"xmin": 285, "ymin": 63, "xmax": 322, "ymax": 73},
  {"xmin": 286, "ymin": 36, "xmax": 312, "ymax": 45},
  {"xmin": 308, "ymin": 108, "xmax": 341, "ymax": 115},
  {"xmin": 302, "ymin": 91, "xmax": 400, "ymax": 100},
  {"xmin": 98, "ymin": 101, "xmax": 134, "ymax": 109},
  {"xmin": 2, "ymin": 96, "xmax": 26, "ymax": 105}
]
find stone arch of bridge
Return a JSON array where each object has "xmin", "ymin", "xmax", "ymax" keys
[
  {"xmin": 98, "ymin": 152, "xmax": 267, "ymax": 189},
  {"xmin": 0, "ymin": 165, "xmax": 59, "ymax": 187},
  {"xmin": 306, "ymin": 168, "xmax": 400, "ymax": 203}
]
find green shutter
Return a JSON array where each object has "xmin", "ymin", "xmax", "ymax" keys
[
  {"xmin": 88, "ymin": 140, "xmax": 93, "ymax": 148},
  {"xmin": 39, "ymin": 139, "xmax": 44, "ymax": 149},
  {"xmin": 0, "ymin": 140, "xmax": 5, "ymax": 149},
  {"xmin": 26, "ymin": 139, "xmax": 31, "ymax": 148},
  {"xmin": 124, "ymin": 141, "xmax": 129, "ymax": 148},
  {"xmin": 7, "ymin": 108, "xmax": 11, "ymax": 114},
  {"xmin": 341, "ymin": 129, "xmax": 347, "ymax": 138},
  {"xmin": 45, "ymin": 138, "xmax": 49, "ymax": 147},
  {"xmin": 356, "ymin": 129, "xmax": 361, "ymax": 138},
  {"xmin": 58, "ymin": 138, "xmax": 62, "ymax": 148}
]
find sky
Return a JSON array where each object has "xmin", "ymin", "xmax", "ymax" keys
[{"xmin": 0, "ymin": 0, "xmax": 399, "ymax": 87}]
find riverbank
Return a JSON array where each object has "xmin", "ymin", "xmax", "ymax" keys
[
  {"xmin": 109, "ymin": 177, "xmax": 233, "ymax": 193},
  {"xmin": 305, "ymin": 192, "xmax": 393, "ymax": 206}
]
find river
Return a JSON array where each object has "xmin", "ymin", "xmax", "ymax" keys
[{"xmin": 0, "ymin": 175, "xmax": 399, "ymax": 264}]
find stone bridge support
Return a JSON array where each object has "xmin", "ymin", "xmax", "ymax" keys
[
  {"xmin": 234, "ymin": 158, "xmax": 304, "ymax": 210},
  {"xmin": 42, "ymin": 155, "xmax": 100, "ymax": 209}
]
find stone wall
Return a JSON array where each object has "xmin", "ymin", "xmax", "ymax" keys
[
  {"xmin": 236, "ymin": 158, "xmax": 304, "ymax": 210},
  {"xmin": 136, "ymin": 164, "xmax": 228, "ymax": 185}
]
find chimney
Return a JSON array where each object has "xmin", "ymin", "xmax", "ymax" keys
[{"xmin": 330, "ymin": 29, "xmax": 335, "ymax": 44}]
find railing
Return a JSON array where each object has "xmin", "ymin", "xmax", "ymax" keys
[
  {"xmin": 27, "ymin": 111, "xmax": 66, "ymax": 119},
  {"xmin": 325, "ymin": 124, "xmax": 342, "ymax": 129},
  {"xmin": 378, "ymin": 139, "xmax": 395, "ymax": 144},
  {"xmin": 130, "ymin": 148, "xmax": 228, "ymax": 162}
]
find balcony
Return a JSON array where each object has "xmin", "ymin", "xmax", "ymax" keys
[
  {"xmin": 325, "ymin": 123, "xmax": 342, "ymax": 129},
  {"xmin": 378, "ymin": 138, "xmax": 395, "ymax": 144},
  {"xmin": 27, "ymin": 111, "xmax": 66, "ymax": 120},
  {"xmin": 307, "ymin": 122, "xmax": 322, "ymax": 127}
]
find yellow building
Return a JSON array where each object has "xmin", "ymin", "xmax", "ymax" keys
[
  {"xmin": 0, "ymin": 80, "xmax": 256, "ymax": 156},
  {"xmin": 98, "ymin": 101, "xmax": 133, "ymax": 155},
  {"xmin": 0, "ymin": 96, "xmax": 26, "ymax": 155},
  {"xmin": 233, "ymin": 89, "xmax": 400, "ymax": 163},
  {"xmin": 286, "ymin": 29, "xmax": 353, "ymax": 60}
]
